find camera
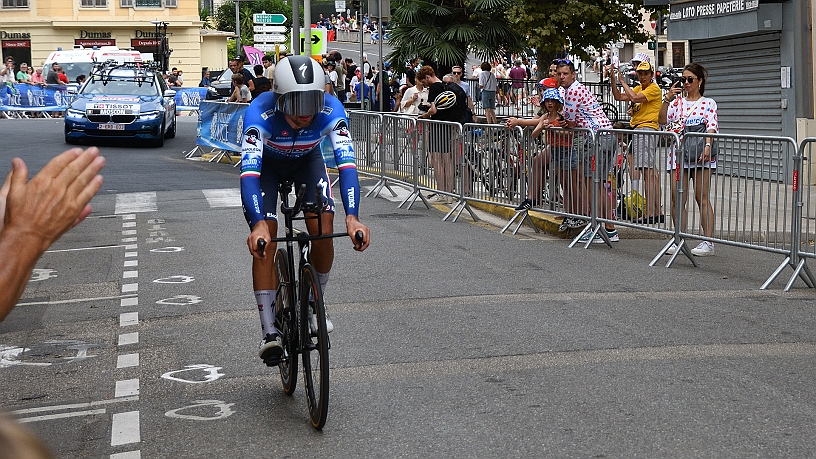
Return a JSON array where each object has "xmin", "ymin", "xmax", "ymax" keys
[{"xmin": 672, "ymin": 77, "xmax": 683, "ymax": 89}]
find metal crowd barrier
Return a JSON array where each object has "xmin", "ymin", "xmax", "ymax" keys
[{"xmin": 345, "ymin": 109, "xmax": 816, "ymax": 290}]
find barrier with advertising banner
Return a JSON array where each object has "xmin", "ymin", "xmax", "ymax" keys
[
  {"xmin": 174, "ymin": 87, "xmax": 210, "ymax": 112},
  {"xmin": 0, "ymin": 83, "xmax": 71, "ymax": 112},
  {"xmin": 196, "ymin": 100, "xmax": 249, "ymax": 153}
]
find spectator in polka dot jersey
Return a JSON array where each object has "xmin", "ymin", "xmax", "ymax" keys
[{"xmin": 555, "ymin": 59, "xmax": 618, "ymax": 243}]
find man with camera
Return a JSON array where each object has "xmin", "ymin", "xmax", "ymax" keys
[{"xmin": 610, "ymin": 61, "xmax": 664, "ymax": 224}]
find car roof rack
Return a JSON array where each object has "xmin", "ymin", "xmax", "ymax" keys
[{"xmin": 90, "ymin": 60, "xmax": 161, "ymax": 86}]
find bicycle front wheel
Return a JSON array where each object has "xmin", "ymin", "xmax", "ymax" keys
[
  {"xmin": 275, "ymin": 248, "xmax": 298, "ymax": 395},
  {"xmin": 300, "ymin": 264, "xmax": 329, "ymax": 430}
]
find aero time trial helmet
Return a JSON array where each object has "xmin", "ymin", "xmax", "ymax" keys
[{"xmin": 273, "ymin": 55, "xmax": 326, "ymax": 117}]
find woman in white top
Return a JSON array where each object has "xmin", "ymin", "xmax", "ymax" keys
[
  {"xmin": 399, "ymin": 77, "xmax": 427, "ymax": 115},
  {"xmin": 659, "ymin": 62, "xmax": 719, "ymax": 257}
]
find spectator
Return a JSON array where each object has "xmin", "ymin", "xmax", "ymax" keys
[
  {"xmin": 0, "ymin": 57, "xmax": 15, "ymax": 86},
  {"xmin": 404, "ymin": 57, "xmax": 419, "ymax": 88},
  {"xmin": 0, "ymin": 147, "xmax": 105, "ymax": 319},
  {"xmin": 417, "ymin": 65, "xmax": 467, "ymax": 203},
  {"xmin": 478, "ymin": 62, "xmax": 498, "ymax": 124},
  {"xmin": 199, "ymin": 70, "xmax": 211, "ymax": 87},
  {"xmin": 30, "ymin": 67, "xmax": 45, "ymax": 86},
  {"xmin": 251, "ymin": 64, "xmax": 271, "ymax": 99},
  {"xmin": 372, "ymin": 62, "xmax": 392, "ymax": 112},
  {"xmin": 328, "ymin": 51, "xmax": 344, "ymax": 102},
  {"xmin": 15, "ymin": 63, "xmax": 30, "ymax": 84},
  {"xmin": 451, "ymin": 65, "xmax": 476, "ymax": 123},
  {"xmin": 168, "ymin": 69, "xmax": 181, "ymax": 87},
  {"xmin": 261, "ymin": 55, "xmax": 275, "ymax": 84},
  {"xmin": 228, "ymin": 73, "xmax": 251, "ymax": 103},
  {"xmin": 610, "ymin": 61, "xmax": 664, "ymax": 224},
  {"xmin": 557, "ymin": 59, "xmax": 617, "ymax": 242},
  {"xmin": 523, "ymin": 89, "xmax": 580, "ymax": 232},
  {"xmin": 177, "ymin": 69, "xmax": 184, "ymax": 86},
  {"xmin": 57, "ymin": 66, "xmax": 69, "ymax": 85},
  {"xmin": 509, "ymin": 59, "xmax": 526, "ymax": 111},
  {"xmin": 659, "ymin": 62, "xmax": 719, "ymax": 256},
  {"xmin": 45, "ymin": 62, "xmax": 60, "ymax": 85},
  {"xmin": 229, "ymin": 57, "xmax": 255, "ymax": 95},
  {"xmin": 324, "ymin": 61, "xmax": 338, "ymax": 97},
  {"xmin": 400, "ymin": 76, "xmax": 427, "ymax": 115},
  {"xmin": 75, "ymin": 74, "xmax": 87, "ymax": 85},
  {"xmin": 495, "ymin": 63, "xmax": 509, "ymax": 106},
  {"xmin": 344, "ymin": 57, "xmax": 357, "ymax": 98}
]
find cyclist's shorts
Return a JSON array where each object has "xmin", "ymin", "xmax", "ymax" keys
[{"xmin": 256, "ymin": 149, "xmax": 335, "ymax": 223}]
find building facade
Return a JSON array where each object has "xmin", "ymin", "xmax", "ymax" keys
[{"xmin": 0, "ymin": 0, "xmax": 223, "ymax": 76}]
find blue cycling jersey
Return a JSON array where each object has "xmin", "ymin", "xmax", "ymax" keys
[{"xmin": 240, "ymin": 91, "xmax": 360, "ymax": 228}]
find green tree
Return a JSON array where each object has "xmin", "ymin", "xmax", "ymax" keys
[
  {"xmin": 386, "ymin": 0, "xmax": 526, "ymax": 75},
  {"xmin": 507, "ymin": 0, "xmax": 654, "ymax": 76},
  {"xmin": 214, "ymin": 0, "xmax": 294, "ymax": 48}
]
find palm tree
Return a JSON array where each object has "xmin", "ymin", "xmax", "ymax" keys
[{"xmin": 387, "ymin": 0, "xmax": 525, "ymax": 74}]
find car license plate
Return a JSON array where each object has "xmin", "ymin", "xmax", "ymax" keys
[{"xmin": 99, "ymin": 124, "xmax": 125, "ymax": 131}]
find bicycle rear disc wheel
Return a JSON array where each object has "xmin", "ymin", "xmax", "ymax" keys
[
  {"xmin": 300, "ymin": 264, "xmax": 329, "ymax": 430},
  {"xmin": 275, "ymin": 248, "xmax": 298, "ymax": 395}
]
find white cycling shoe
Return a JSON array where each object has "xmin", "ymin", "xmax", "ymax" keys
[{"xmin": 309, "ymin": 312, "xmax": 334, "ymax": 335}]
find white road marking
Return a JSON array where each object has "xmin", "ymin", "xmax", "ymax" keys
[
  {"xmin": 115, "ymin": 192, "xmax": 157, "ymax": 214},
  {"xmin": 124, "ymin": 260, "xmax": 138, "ymax": 267},
  {"xmin": 123, "ymin": 271, "xmax": 138, "ymax": 279},
  {"xmin": 120, "ymin": 297, "xmax": 138, "ymax": 307},
  {"xmin": 16, "ymin": 294, "xmax": 137, "ymax": 307},
  {"xmin": 124, "ymin": 244, "xmax": 137, "ymax": 250},
  {"xmin": 202, "ymin": 188, "xmax": 241, "ymax": 207},
  {"xmin": 14, "ymin": 395, "xmax": 139, "ymax": 415},
  {"xmin": 122, "ymin": 283, "xmax": 138, "ymax": 293},
  {"xmin": 156, "ymin": 295, "xmax": 202, "ymax": 305},
  {"xmin": 111, "ymin": 411, "xmax": 140, "ymax": 446},
  {"xmin": 45, "ymin": 244, "xmax": 123, "ymax": 253},
  {"xmin": 153, "ymin": 275, "xmax": 194, "ymax": 284},
  {"xmin": 124, "ymin": 251, "xmax": 138, "ymax": 258},
  {"xmin": 161, "ymin": 364, "xmax": 224, "ymax": 384},
  {"xmin": 122, "ymin": 222, "xmax": 136, "ymax": 228},
  {"xmin": 165, "ymin": 400, "xmax": 235, "ymax": 421},
  {"xmin": 121, "ymin": 237, "xmax": 137, "ymax": 243},
  {"xmin": 122, "ymin": 230, "xmax": 137, "ymax": 236},
  {"xmin": 111, "ymin": 451, "xmax": 141, "ymax": 459},
  {"xmin": 150, "ymin": 246, "xmax": 184, "ymax": 253},
  {"xmin": 117, "ymin": 354, "xmax": 139, "ymax": 369},
  {"xmin": 115, "ymin": 379, "xmax": 139, "ymax": 397},
  {"xmin": 119, "ymin": 312, "xmax": 138, "ymax": 327},
  {"xmin": 121, "ymin": 214, "xmax": 136, "ymax": 220},
  {"xmin": 18, "ymin": 408, "xmax": 107, "ymax": 423},
  {"xmin": 118, "ymin": 333, "xmax": 139, "ymax": 346}
]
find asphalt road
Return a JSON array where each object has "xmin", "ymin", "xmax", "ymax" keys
[{"xmin": 1, "ymin": 116, "xmax": 816, "ymax": 458}]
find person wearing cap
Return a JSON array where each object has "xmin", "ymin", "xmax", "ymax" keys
[
  {"xmin": 611, "ymin": 60, "xmax": 664, "ymax": 224},
  {"xmin": 516, "ymin": 88, "xmax": 580, "ymax": 226}
]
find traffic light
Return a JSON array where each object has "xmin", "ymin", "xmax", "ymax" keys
[
  {"xmin": 352, "ymin": 0, "xmax": 360, "ymax": 10},
  {"xmin": 648, "ymin": 41, "xmax": 656, "ymax": 50}
]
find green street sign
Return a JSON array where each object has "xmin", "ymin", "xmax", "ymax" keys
[{"xmin": 253, "ymin": 13, "xmax": 287, "ymax": 24}]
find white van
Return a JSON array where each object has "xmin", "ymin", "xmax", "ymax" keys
[{"xmin": 43, "ymin": 46, "xmax": 144, "ymax": 84}]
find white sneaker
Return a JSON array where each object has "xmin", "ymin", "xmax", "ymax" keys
[
  {"xmin": 666, "ymin": 243, "xmax": 678, "ymax": 255},
  {"xmin": 309, "ymin": 311, "xmax": 334, "ymax": 335},
  {"xmin": 691, "ymin": 241, "xmax": 714, "ymax": 256}
]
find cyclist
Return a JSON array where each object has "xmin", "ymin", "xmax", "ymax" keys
[{"xmin": 240, "ymin": 55, "xmax": 371, "ymax": 362}]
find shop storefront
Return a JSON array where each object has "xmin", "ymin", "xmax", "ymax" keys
[
  {"xmin": 1, "ymin": 31, "xmax": 31, "ymax": 66},
  {"xmin": 668, "ymin": 0, "xmax": 811, "ymax": 139}
]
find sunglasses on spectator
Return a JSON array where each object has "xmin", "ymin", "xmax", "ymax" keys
[
  {"xmin": 680, "ymin": 76, "xmax": 698, "ymax": 83},
  {"xmin": 452, "ymin": 71, "xmax": 461, "ymax": 74},
  {"xmin": 555, "ymin": 59, "xmax": 572, "ymax": 65}
]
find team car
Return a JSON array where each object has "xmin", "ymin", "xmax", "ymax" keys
[{"xmin": 64, "ymin": 61, "xmax": 177, "ymax": 147}]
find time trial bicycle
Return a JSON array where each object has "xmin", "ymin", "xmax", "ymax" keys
[{"xmin": 258, "ymin": 180, "xmax": 363, "ymax": 430}]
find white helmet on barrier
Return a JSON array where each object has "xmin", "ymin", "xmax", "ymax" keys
[
  {"xmin": 433, "ymin": 90, "xmax": 457, "ymax": 110},
  {"xmin": 273, "ymin": 55, "xmax": 326, "ymax": 117}
]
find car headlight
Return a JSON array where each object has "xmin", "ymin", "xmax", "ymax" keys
[
  {"xmin": 66, "ymin": 108, "xmax": 86, "ymax": 119},
  {"xmin": 138, "ymin": 110, "xmax": 161, "ymax": 121}
]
